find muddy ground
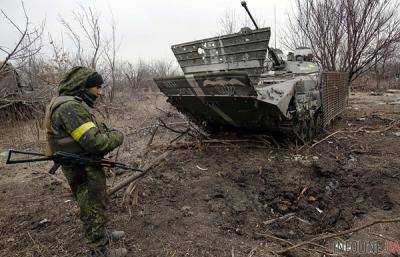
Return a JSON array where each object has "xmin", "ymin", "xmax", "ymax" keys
[{"xmin": 1, "ymin": 91, "xmax": 400, "ymax": 257}]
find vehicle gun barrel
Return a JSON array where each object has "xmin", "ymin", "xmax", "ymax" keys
[
  {"xmin": 241, "ymin": 1, "xmax": 259, "ymax": 30},
  {"xmin": 240, "ymin": 1, "xmax": 285, "ymax": 70}
]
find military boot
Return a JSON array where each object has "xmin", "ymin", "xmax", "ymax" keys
[{"xmin": 109, "ymin": 230, "xmax": 125, "ymax": 241}]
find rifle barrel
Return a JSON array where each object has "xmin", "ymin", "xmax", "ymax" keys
[
  {"xmin": 6, "ymin": 157, "xmax": 53, "ymax": 164},
  {"xmin": 6, "ymin": 149, "xmax": 51, "ymax": 164}
]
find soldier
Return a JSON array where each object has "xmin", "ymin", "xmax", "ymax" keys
[{"xmin": 44, "ymin": 67, "xmax": 127, "ymax": 257}]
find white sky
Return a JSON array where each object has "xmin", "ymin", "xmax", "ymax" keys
[{"xmin": 0, "ymin": 0, "xmax": 294, "ymax": 63}]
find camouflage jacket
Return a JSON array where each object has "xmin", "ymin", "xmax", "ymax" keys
[{"xmin": 45, "ymin": 95, "xmax": 123, "ymax": 156}]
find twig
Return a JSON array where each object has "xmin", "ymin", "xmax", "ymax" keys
[
  {"xmin": 275, "ymin": 217, "xmax": 400, "ymax": 254},
  {"xmin": 203, "ymin": 139, "xmax": 265, "ymax": 144},
  {"xmin": 123, "ymin": 182, "xmax": 138, "ymax": 217},
  {"xmin": 27, "ymin": 231, "xmax": 43, "ymax": 253},
  {"xmin": 158, "ymin": 118, "xmax": 209, "ymax": 141},
  {"xmin": 293, "ymin": 130, "xmax": 306, "ymax": 145},
  {"xmin": 270, "ymin": 136, "xmax": 280, "ymax": 149},
  {"xmin": 256, "ymin": 233, "xmax": 293, "ymax": 245},
  {"xmin": 365, "ymin": 120, "xmax": 399, "ymax": 133},
  {"xmin": 307, "ymin": 130, "xmax": 343, "ymax": 150},
  {"xmin": 263, "ymin": 213, "xmax": 295, "ymax": 226},
  {"xmin": 0, "ymin": 1, "xmax": 44, "ymax": 71},
  {"xmin": 126, "ymin": 122, "xmax": 186, "ymax": 136},
  {"xmin": 297, "ymin": 185, "xmax": 309, "ymax": 201},
  {"xmin": 247, "ymin": 246, "xmax": 258, "ymax": 257},
  {"xmin": 156, "ymin": 107, "xmax": 175, "ymax": 116},
  {"xmin": 169, "ymin": 130, "xmax": 190, "ymax": 144},
  {"xmin": 151, "ymin": 138, "xmax": 272, "ymax": 151},
  {"xmin": 303, "ymin": 126, "xmax": 365, "ymax": 151},
  {"xmin": 108, "ymin": 146, "xmax": 122, "ymax": 187},
  {"xmin": 370, "ymin": 233, "xmax": 398, "ymax": 243},
  {"xmin": 255, "ymin": 233, "xmax": 334, "ymax": 256},
  {"xmin": 158, "ymin": 118, "xmax": 196, "ymax": 138},
  {"xmin": 107, "ymin": 150, "xmax": 171, "ymax": 196},
  {"xmin": 294, "ymin": 216, "xmax": 311, "ymax": 225},
  {"xmin": 141, "ymin": 124, "xmax": 159, "ymax": 157}
]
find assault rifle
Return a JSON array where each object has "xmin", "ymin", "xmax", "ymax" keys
[{"xmin": 6, "ymin": 149, "xmax": 143, "ymax": 174}]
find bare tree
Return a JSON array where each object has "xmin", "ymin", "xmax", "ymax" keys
[
  {"xmin": 296, "ymin": 0, "xmax": 347, "ymax": 71},
  {"xmin": 0, "ymin": 1, "xmax": 44, "ymax": 72},
  {"xmin": 219, "ymin": 9, "xmax": 240, "ymax": 35},
  {"xmin": 120, "ymin": 58, "xmax": 179, "ymax": 100},
  {"xmin": 148, "ymin": 59, "xmax": 179, "ymax": 78},
  {"xmin": 372, "ymin": 40, "xmax": 397, "ymax": 89},
  {"xmin": 341, "ymin": 0, "xmax": 400, "ymax": 82},
  {"xmin": 0, "ymin": 0, "xmax": 49, "ymax": 120},
  {"xmin": 48, "ymin": 32, "xmax": 73, "ymax": 74},
  {"xmin": 123, "ymin": 61, "xmax": 149, "ymax": 98},
  {"xmin": 281, "ymin": 11, "xmax": 310, "ymax": 51},
  {"xmin": 290, "ymin": 0, "xmax": 400, "ymax": 82},
  {"xmin": 59, "ymin": 5, "xmax": 102, "ymax": 69},
  {"xmin": 59, "ymin": 4, "xmax": 128, "ymax": 103},
  {"xmin": 59, "ymin": 17, "xmax": 84, "ymax": 66},
  {"xmin": 104, "ymin": 12, "xmax": 122, "ymax": 102}
]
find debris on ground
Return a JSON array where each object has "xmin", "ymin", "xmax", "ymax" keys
[{"xmin": 1, "ymin": 92, "xmax": 400, "ymax": 257}]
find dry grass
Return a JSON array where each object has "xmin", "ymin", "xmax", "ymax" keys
[
  {"xmin": 0, "ymin": 93, "xmax": 178, "ymax": 162},
  {"xmin": 352, "ymin": 77, "xmax": 400, "ymax": 92},
  {"xmin": 0, "ymin": 118, "xmax": 46, "ymax": 152}
]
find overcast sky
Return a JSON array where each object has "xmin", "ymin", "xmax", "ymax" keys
[{"xmin": 0, "ymin": 0, "xmax": 294, "ymax": 63}]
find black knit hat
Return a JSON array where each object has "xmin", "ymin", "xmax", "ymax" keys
[{"xmin": 85, "ymin": 72, "xmax": 104, "ymax": 88}]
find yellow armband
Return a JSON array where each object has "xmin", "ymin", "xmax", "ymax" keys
[{"xmin": 71, "ymin": 121, "xmax": 96, "ymax": 141}]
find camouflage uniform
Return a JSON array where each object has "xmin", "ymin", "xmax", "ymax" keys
[{"xmin": 44, "ymin": 67, "xmax": 123, "ymax": 252}]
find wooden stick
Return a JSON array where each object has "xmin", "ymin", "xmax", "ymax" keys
[
  {"xmin": 370, "ymin": 233, "xmax": 398, "ymax": 243},
  {"xmin": 304, "ymin": 126, "xmax": 365, "ymax": 151},
  {"xmin": 366, "ymin": 120, "xmax": 399, "ymax": 133},
  {"xmin": 151, "ymin": 138, "xmax": 269, "ymax": 151},
  {"xmin": 255, "ymin": 233, "xmax": 333, "ymax": 256},
  {"xmin": 307, "ymin": 130, "xmax": 343, "ymax": 149},
  {"xmin": 107, "ymin": 150, "xmax": 171, "ymax": 196},
  {"xmin": 263, "ymin": 213, "xmax": 295, "ymax": 225},
  {"xmin": 275, "ymin": 217, "xmax": 400, "ymax": 254},
  {"xmin": 256, "ymin": 233, "xmax": 293, "ymax": 245},
  {"xmin": 141, "ymin": 125, "xmax": 159, "ymax": 157}
]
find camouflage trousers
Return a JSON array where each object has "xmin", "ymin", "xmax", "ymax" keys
[{"xmin": 62, "ymin": 164, "xmax": 108, "ymax": 250}]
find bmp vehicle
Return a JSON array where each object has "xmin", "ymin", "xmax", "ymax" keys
[{"xmin": 154, "ymin": 1, "xmax": 348, "ymax": 140}]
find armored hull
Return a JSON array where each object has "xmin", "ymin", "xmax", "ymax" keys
[{"xmin": 154, "ymin": 28, "xmax": 349, "ymax": 140}]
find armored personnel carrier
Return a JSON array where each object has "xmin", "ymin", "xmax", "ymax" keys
[{"xmin": 154, "ymin": 2, "xmax": 349, "ymax": 140}]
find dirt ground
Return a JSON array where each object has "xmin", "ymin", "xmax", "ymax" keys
[{"xmin": 1, "ymin": 91, "xmax": 400, "ymax": 257}]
